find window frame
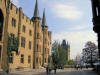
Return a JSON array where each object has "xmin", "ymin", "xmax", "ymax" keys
[
  {"xmin": 21, "ymin": 54, "xmax": 24, "ymax": 63},
  {"xmin": 28, "ymin": 56, "xmax": 31, "ymax": 64},
  {"xmin": 12, "ymin": 18, "xmax": 16, "ymax": 27},
  {"xmin": 21, "ymin": 37, "xmax": 25, "ymax": 48}
]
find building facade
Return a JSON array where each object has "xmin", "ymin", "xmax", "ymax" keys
[
  {"xmin": 61, "ymin": 40, "xmax": 70, "ymax": 61},
  {"xmin": 0, "ymin": 0, "xmax": 51, "ymax": 71},
  {"xmin": 91, "ymin": 0, "xmax": 100, "ymax": 74}
]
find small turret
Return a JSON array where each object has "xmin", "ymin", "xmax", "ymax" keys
[
  {"xmin": 42, "ymin": 9, "xmax": 47, "ymax": 26},
  {"xmin": 34, "ymin": 0, "xmax": 39, "ymax": 18},
  {"xmin": 62, "ymin": 40, "xmax": 67, "ymax": 50}
]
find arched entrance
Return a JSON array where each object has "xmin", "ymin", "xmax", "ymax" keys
[
  {"xmin": 0, "ymin": 9, "xmax": 4, "ymax": 64},
  {"xmin": 0, "ymin": 9, "xmax": 4, "ymax": 41}
]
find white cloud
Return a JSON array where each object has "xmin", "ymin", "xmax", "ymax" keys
[
  {"xmin": 11, "ymin": 0, "xmax": 19, "ymax": 7},
  {"xmin": 68, "ymin": 25, "xmax": 90, "ymax": 31},
  {"xmin": 51, "ymin": 3, "xmax": 83, "ymax": 20},
  {"xmin": 53, "ymin": 30, "xmax": 97, "ymax": 59}
]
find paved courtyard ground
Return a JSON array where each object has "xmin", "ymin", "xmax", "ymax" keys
[{"xmin": 0, "ymin": 68, "xmax": 97, "ymax": 75}]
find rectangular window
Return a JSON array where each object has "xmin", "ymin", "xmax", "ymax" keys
[
  {"xmin": 21, "ymin": 54, "xmax": 24, "ymax": 63},
  {"xmin": 45, "ymin": 48, "xmax": 46, "ymax": 54},
  {"xmin": 36, "ymin": 57, "xmax": 38, "ymax": 64},
  {"xmin": 9, "ymin": 53, "xmax": 13, "ymax": 63},
  {"xmin": 45, "ymin": 58, "xmax": 46, "ymax": 63},
  {"xmin": 22, "ymin": 25, "xmax": 26, "ymax": 33},
  {"xmin": 28, "ymin": 56, "xmax": 31, "ymax": 64},
  {"xmin": 29, "ymin": 41, "xmax": 31, "ymax": 49},
  {"xmin": 21, "ymin": 37, "xmax": 25, "ymax": 48},
  {"xmin": 29, "ymin": 30, "xmax": 32, "ymax": 36},
  {"xmin": 16, "ymin": 8, "xmax": 18, "ymax": 14},
  {"xmin": 12, "ymin": 18, "xmax": 16, "ymax": 27}
]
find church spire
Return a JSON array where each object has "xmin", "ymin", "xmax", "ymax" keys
[
  {"xmin": 34, "ymin": 0, "xmax": 39, "ymax": 18},
  {"xmin": 42, "ymin": 9, "xmax": 47, "ymax": 26}
]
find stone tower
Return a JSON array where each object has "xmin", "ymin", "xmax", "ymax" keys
[
  {"xmin": 31, "ymin": 0, "xmax": 43, "ymax": 68},
  {"xmin": 61, "ymin": 40, "xmax": 70, "ymax": 61},
  {"xmin": 42, "ymin": 9, "xmax": 49, "ymax": 66},
  {"xmin": 67, "ymin": 42, "xmax": 70, "ymax": 61}
]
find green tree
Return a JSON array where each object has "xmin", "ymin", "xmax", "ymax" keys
[
  {"xmin": 57, "ymin": 45, "xmax": 67, "ymax": 65},
  {"xmin": 7, "ymin": 33, "xmax": 19, "ymax": 73},
  {"xmin": 48, "ymin": 56, "xmax": 53, "ymax": 67},
  {"xmin": 52, "ymin": 41, "xmax": 59, "ymax": 65},
  {"xmin": 66, "ymin": 60, "xmax": 76, "ymax": 65},
  {"xmin": 7, "ymin": 33, "xmax": 18, "ymax": 56},
  {"xmin": 52, "ymin": 41, "xmax": 67, "ymax": 66},
  {"xmin": 82, "ymin": 41, "xmax": 98, "ymax": 66}
]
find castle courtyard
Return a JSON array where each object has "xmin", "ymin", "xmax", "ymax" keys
[{"xmin": 0, "ymin": 68, "xmax": 97, "ymax": 75}]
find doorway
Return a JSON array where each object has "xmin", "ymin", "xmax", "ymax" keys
[{"xmin": 0, "ymin": 9, "xmax": 4, "ymax": 41}]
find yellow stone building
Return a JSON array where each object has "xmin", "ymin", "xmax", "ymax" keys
[{"xmin": 0, "ymin": 0, "xmax": 51, "ymax": 71}]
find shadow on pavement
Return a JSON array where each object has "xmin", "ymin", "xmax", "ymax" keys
[{"xmin": 35, "ymin": 69, "xmax": 97, "ymax": 75}]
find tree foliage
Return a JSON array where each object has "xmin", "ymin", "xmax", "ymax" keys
[
  {"xmin": 66, "ymin": 60, "xmax": 76, "ymax": 65},
  {"xmin": 48, "ymin": 56, "xmax": 53, "ymax": 67},
  {"xmin": 82, "ymin": 41, "xmax": 98, "ymax": 65},
  {"xmin": 7, "ymin": 33, "xmax": 18, "ymax": 56},
  {"xmin": 51, "ymin": 41, "xmax": 67, "ymax": 66}
]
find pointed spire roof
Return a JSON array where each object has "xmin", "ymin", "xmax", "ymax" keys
[
  {"xmin": 34, "ymin": 0, "xmax": 39, "ymax": 18},
  {"xmin": 42, "ymin": 9, "xmax": 47, "ymax": 26},
  {"xmin": 62, "ymin": 40, "xmax": 67, "ymax": 46}
]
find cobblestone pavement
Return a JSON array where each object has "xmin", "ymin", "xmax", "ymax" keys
[{"xmin": 0, "ymin": 68, "xmax": 97, "ymax": 75}]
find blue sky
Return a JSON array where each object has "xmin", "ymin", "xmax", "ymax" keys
[{"xmin": 11, "ymin": 0, "xmax": 97, "ymax": 59}]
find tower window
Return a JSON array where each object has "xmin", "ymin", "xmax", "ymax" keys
[
  {"xmin": 36, "ymin": 57, "xmax": 38, "ymax": 64},
  {"xmin": 37, "ymin": 33, "xmax": 40, "ymax": 39},
  {"xmin": 22, "ymin": 25, "xmax": 26, "ymax": 33},
  {"xmin": 12, "ymin": 18, "xmax": 16, "ymax": 27},
  {"xmin": 9, "ymin": 53, "xmax": 14, "ymax": 63},
  {"xmin": 45, "ymin": 58, "xmax": 46, "ymax": 63},
  {"xmin": 29, "ymin": 41, "xmax": 31, "ymax": 49},
  {"xmin": 45, "ymin": 48, "xmax": 46, "ymax": 54},
  {"xmin": 28, "ymin": 56, "xmax": 31, "ymax": 64},
  {"xmin": 21, "ymin": 37, "xmax": 25, "ymax": 48},
  {"xmin": 29, "ymin": 30, "xmax": 32, "ymax": 36},
  {"xmin": 21, "ymin": 54, "xmax": 24, "ymax": 63}
]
